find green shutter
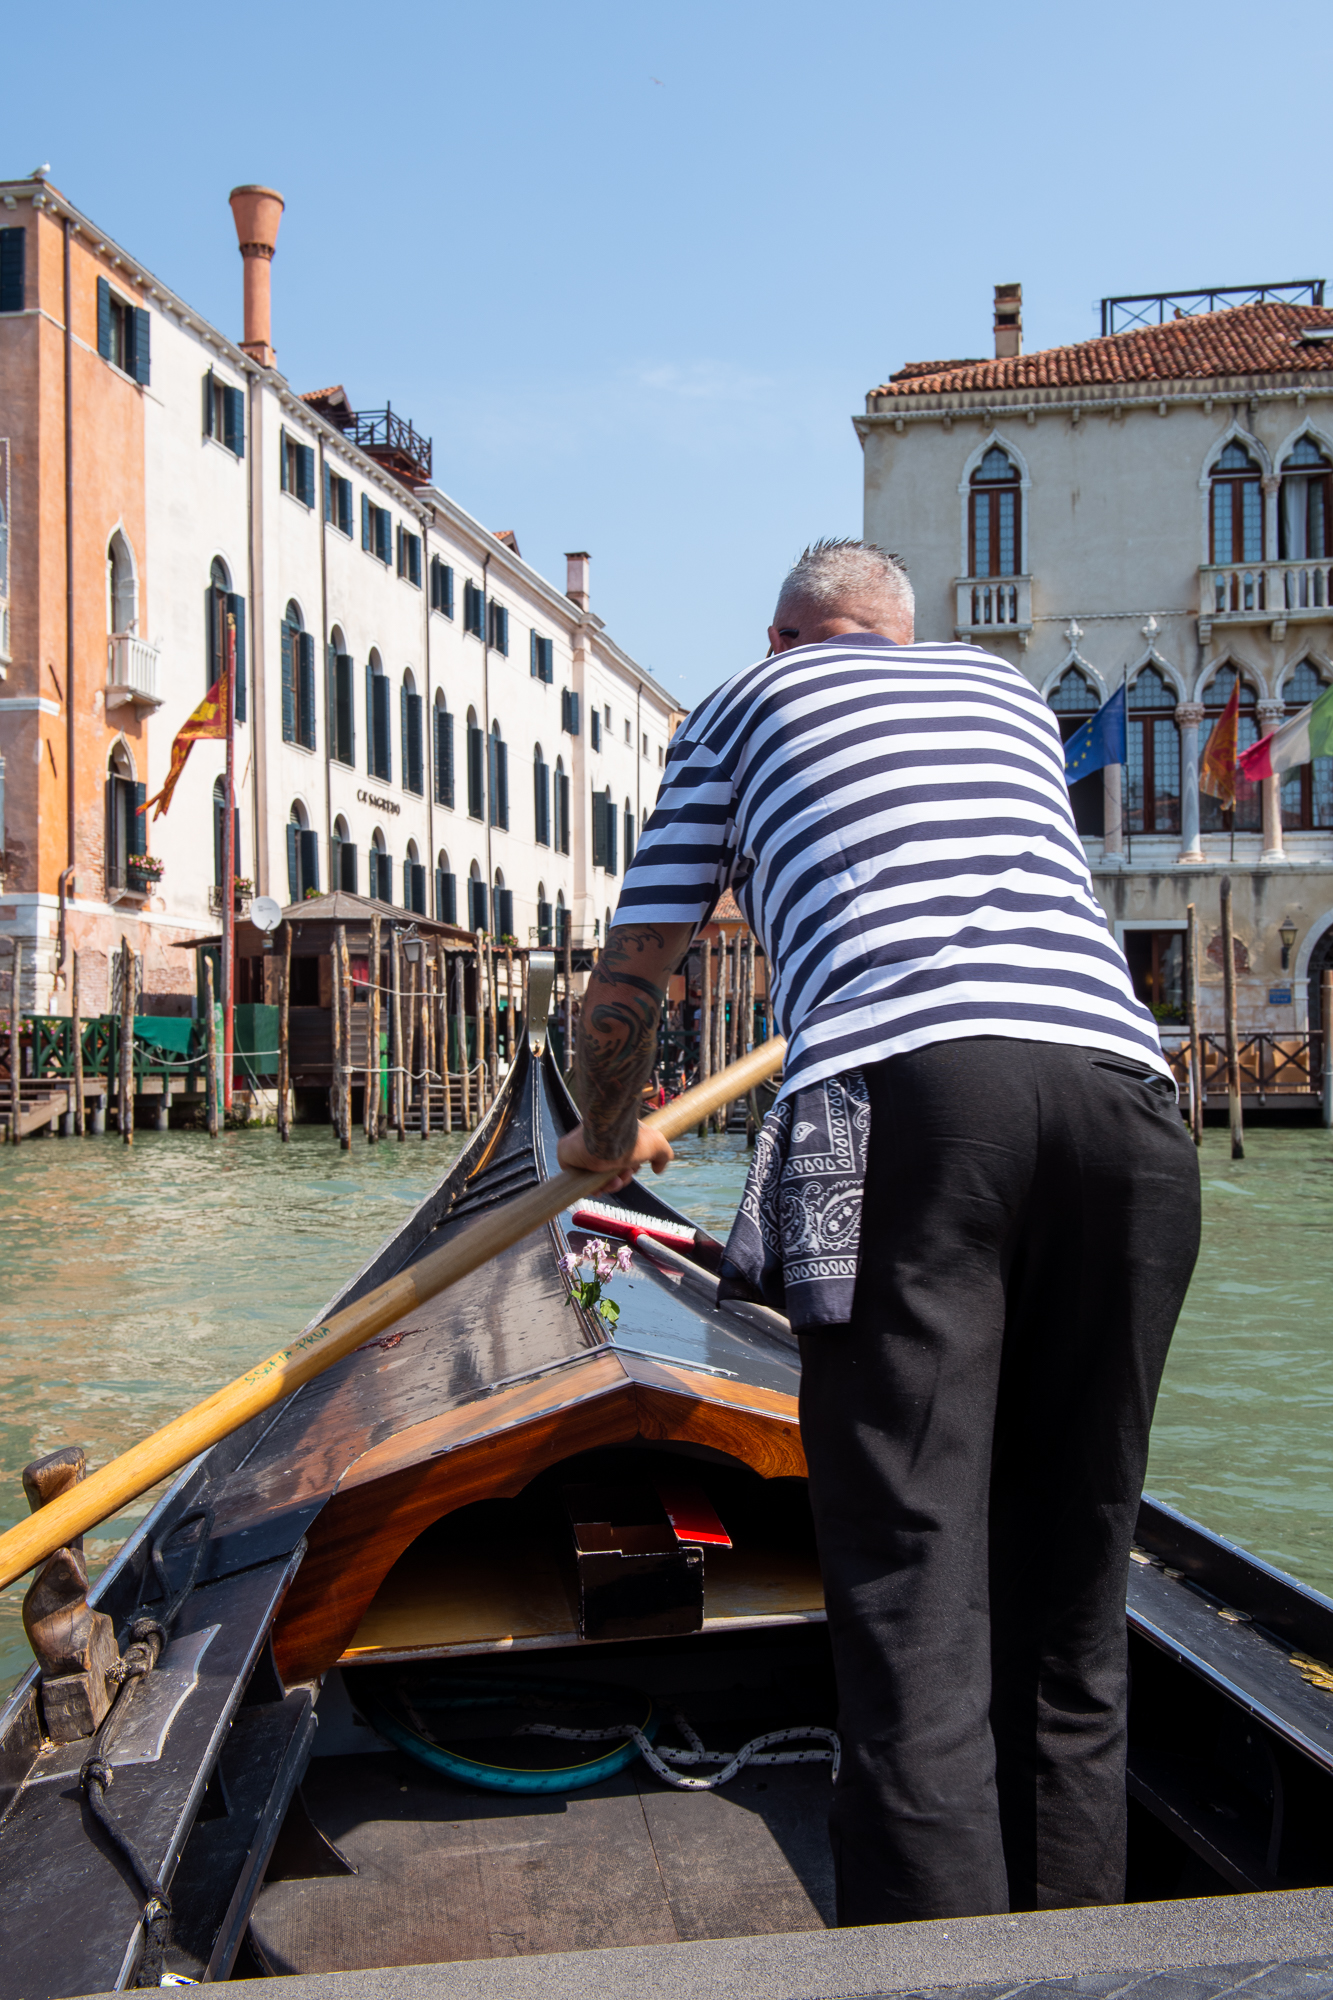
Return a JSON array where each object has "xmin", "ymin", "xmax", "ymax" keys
[
  {"xmin": 336, "ymin": 653, "xmax": 354, "ymax": 764},
  {"xmin": 0, "ymin": 227, "xmax": 25, "ymax": 313},
  {"xmin": 96, "ymin": 277, "xmax": 112, "ymax": 359},
  {"xmin": 365, "ymin": 661, "xmax": 375, "ymax": 772},
  {"xmin": 281, "ymin": 623, "xmax": 295, "ymax": 742},
  {"xmin": 129, "ymin": 782, "xmax": 147, "ymax": 858},
  {"xmin": 299, "ymin": 443, "xmax": 315, "ymax": 507},
  {"xmin": 228, "ymin": 594, "xmax": 247, "ymax": 722},
  {"xmin": 203, "ymin": 369, "xmax": 215, "ymax": 438},
  {"xmin": 362, "ymin": 493, "xmax": 371, "ymax": 551},
  {"xmin": 224, "ymin": 386, "xmax": 245, "ymax": 457},
  {"xmin": 132, "ymin": 307, "xmax": 150, "ymax": 385},
  {"xmin": 286, "ymin": 823, "xmax": 300, "ymax": 902},
  {"xmin": 298, "ymin": 632, "xmax": 316, "ymax": 750},
  {"xmin": 323, "ymin": 462, "xmax": 332, "ymax": 521},
  {"xmin": 300, "ymin": 829, "xmax": 320, "ymax": 896}
]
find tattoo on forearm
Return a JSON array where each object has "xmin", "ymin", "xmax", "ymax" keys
[{"xmin": 576, "ymin": 927, "xmax": 670, "ymax": 1159}]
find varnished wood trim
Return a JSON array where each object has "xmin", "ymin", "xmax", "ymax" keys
[{"xmin": 273, "ymin": 1358, "xmax": 807, "ymax": 1683}]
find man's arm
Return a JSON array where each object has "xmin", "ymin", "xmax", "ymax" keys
[{"xmin": 555, "ymin": 922, "xmax": 694, "ymax": 1189}]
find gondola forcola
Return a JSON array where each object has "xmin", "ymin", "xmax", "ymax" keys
[{"xmin": 0, "ymin": 1014, "xmax": 787, "ymax": 1595}]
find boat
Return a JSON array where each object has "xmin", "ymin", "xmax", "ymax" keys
[{"xmin": 2, "ymin": 961, "xmax": 1333, "ymax": 1992}]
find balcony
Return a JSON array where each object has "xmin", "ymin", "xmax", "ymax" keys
[
  {"xmin": 1198, "ymin": 561, "xmax": 1333, "ymax": 642},
  {"xmin": 106, "ymin": 633, "xmax": 163, "ymax": 711},
  {"xmin": 955, "ymin": 576, "xmax": 1032, "ymax": 643}
]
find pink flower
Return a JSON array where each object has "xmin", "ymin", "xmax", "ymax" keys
[
  {"xmin": 615, "ymin": 1245, "xmax": 634, "ymax": 1273},
  {"xmin": 594, "ymin": 1254, "xmax": 617, "ymax": 1283},
  {"xmin": 560, "ymin": 1250, "xmax": 584, "ymax": 1274}
]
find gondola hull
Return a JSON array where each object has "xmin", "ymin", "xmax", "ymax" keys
[{"xmin": 1, "ymin": 995, "xmax": 1332, "ymax": 1991}]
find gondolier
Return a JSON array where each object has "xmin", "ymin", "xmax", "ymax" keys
[{"xmin": 557, "ymin": 538, "xmax": 1202, "ymax": 1925}]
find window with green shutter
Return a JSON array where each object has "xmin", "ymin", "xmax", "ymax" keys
[
  {"xmin": 534, "ymin": 752, "xmax": 550, "ymax": 845},
  {"xmin": 467, "ymin": 723, "xmax": 485, "ymax": 818},
  {"xmin": 531, "ymin": 633, "xmax": 554, "ymax": 683},
  {"xmin": 203, "ymin": 373, "xmax": 244, "ymax": 456},
  {"xmin": 435, "ymin": 869, "xmax": 457, "ymax": 925},
  {"xmin": 325, "ymin": 467, "xmax": 353, "ymax": 535},
  {"xmin": 397, "ymin": 526, "xmax": 422, "ymax": 586},
  {"xmin": 430, "ymin": 558, "xmax": 454, "ymax": 617},
  {"xmin": 464, "ymin": 580, "xmax": 485, "ymax": 639},
  {"xmin": 488, "ymin": 601, "xmax": 509, "ymax": 655},
  {"xmin": 96, "ymin": 278, "xmax": 150, "ymax": 384},
  {"xmin": 281, "ymin": 431, "xmax": 315, "ymax": 506},
  {"xmin": 0, "ymin": 228, "xmax": 24, "ymax": 313},
  {"xmin": 402, "ymin": 681, "xmax": 423, "ymax": 794},
  {"xmin": 331, "ymin": 649, "xmax": 355, "ymax": 765},
  {"xmin": 434, "ymin": 704, "xmax": 455, "ymax": 807}
]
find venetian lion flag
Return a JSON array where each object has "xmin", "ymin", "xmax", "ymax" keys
[
  {"xmin": 1199, "ymin": 679, "xmax": 1241, "ymax": 814},
  {"xmin": 1240, "ymin": 681, "xmax": 1333, "ymax": 783},
  {"xmin": 143, "ymin": 669, "xmax": 229, "ymax": 820}
]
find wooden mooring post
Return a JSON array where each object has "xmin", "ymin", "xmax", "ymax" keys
[
  {"xmin": 330, "ymin": 926, "xmax": 343, "ymax": 1143},
  {"xmin": 1323, "ymin": 970, "xmax": 1333, "ymax": 1131},
  {"xmin": 437, "ymin": 941, "xmax": 452, "ymax": 1135},
  {"xmin": 277, "ymin": 921, "xmax": 292, "ymax": 1142},
  {"xmin": 204, "ymin": 956, "xmax": 219, "ymax": 1138},
  {"xmin": 1220, "ymin": 875, "xmax": 1243, "ymax": 1160},
  {"xmin": 563, "ymin": 928, "xmax": 573, "ymax": 1076},
  {"xmin": 367, "ymin": 913, "xmax": 381, "ymax": 1142},
  {"xmin": 698, "ymin": 936, "xmax": 712, "ymax": 1136},
  {"xmin": 392, "ymin": 929, "xmax": 405, "ymax": 1142},
  {"xmin": 473, "ymin": 931, "xmax": 486, "ymax": 1116},
  {"xmin": 1186, "ymin": 902, "xmax": 1203, "ymax": 1147},
  {"xmin": 119, "ymin": 937, "xmax": 134, "ymax": 1148},
  {"xmin": 336, "ymin": 924, "xmax": 352, "ymax": 1152},
  {"xmin": 71, "ymin": 949, "xmax": 85, "ymax": 1137},
  {"xmin": 454, "ymin": 952, "xmax": 470, "ymax": 1130},
  {"xmin": 9, "ymin": 937, "xmax": 21, "ymax": 1146}
]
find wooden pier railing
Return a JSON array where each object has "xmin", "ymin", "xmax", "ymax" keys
[{"xmin": 1160, "ymin": 1029, "xmax": 1322, "ymax": 1106}]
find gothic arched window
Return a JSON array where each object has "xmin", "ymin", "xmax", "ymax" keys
[
  {"xmin": 1126, "ymin": 667, "xmax": 1180, "ymax": 835},
  {"xmin": 969, "ymin": 446, "xmax": 1021, "ymax": 578}
]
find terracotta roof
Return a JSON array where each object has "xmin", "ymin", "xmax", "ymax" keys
[
  {"xmin": 872, "ymin": 304, "xmax": 1333, "ymax": 399},
  {"xmin": 711, "ymin": 890, "xmax": 746, "ymax": 926},
  {"xmin": 493, "ymin": 530, "xmax": 522, "ymax": 556},
  {"xmin": 889, "ymin": 358, "xmax": 987, "ymax": 382}
]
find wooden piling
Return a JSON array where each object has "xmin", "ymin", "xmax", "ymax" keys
[
  {"xmin": 1323, "ymin": 970, "xmax": 1333, "ymax": 1132},
  {"xmin": 392, "ymin": 930, "xmax": 405, "ymax": 1142},
  {"xmin": 9, "ymin": 937, "xmax": 21, "ymax": 1146},
  {"xmin": 698, "ymin": 937, "xmax": 712, "ymax": 1136},
  {"xmin": 1220, "ymin": 875, "xmax": 1243, "ymax": 1160},
  {"xmin": 336, "ymin": 925, "xmax": 353, "ymax": 1151},
  {"xmin": 1185, "ymin": 902, "xmax": 1203, "ymax": 1147},
  {"xmin": 330, "ymin": 927, "xmax": 343, "ymax": 1143},
  {"xmin": 119, "ymin": 937, "xmax": 135, "ymax": 1147},
  {"xmin": 278, "ymin": 921, "xmax": 292, "ymax": 1142},
  {"xmin": 455, "ymin": 952, "xmax": 470, "ymax": 1129},
  {"xmin": 418, "ymin": 955, "xmax": 431, "ymax": 1139},
  {"xmin": 71, "ymin": 948, "xmax": 86, "ymax": 1137},
  {"xmin": 486, "ymin": 937, "xmax": 498, "ymax": 1103},
  {"xmin": 437, "ymin": 942, "xmax": 452, "ymax": 1135},
  {"xmin": 366, "ymin": 914, "xmax": 381, "ymax": 1143},
  {"xmin": 504, "ymin": 946, "xmax": 514, "ymax": 1070},
  {"xmin": 204, "ymin": 955, "xmax": 219, "ymax": 1138},
  {"xmin": 474, "ymin": 931, "xmax": 486, "ymax": 1115},
  {"xmin": 712, "ymin": 937, "xmax": 726, "ymax": 1131},
  {"xmin": 563, "ymin": 928, "xmax": 573, "ymax": 1076}
]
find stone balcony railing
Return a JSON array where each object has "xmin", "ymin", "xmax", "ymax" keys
[
  {"xmin": 955, "ymin": 576, "xmax": 1032, "ymax": 642},
  {"xmin": 1198, "ymin": 561, "xmax": 1333, "ymax": 642},
  {"xmin": 106, "ymin": 633, "xmax": 163, "ymax": 711}
]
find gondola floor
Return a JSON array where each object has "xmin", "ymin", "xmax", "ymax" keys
[{"xmin": 245, "ymin": 1750, "xmax": 836, "ymax": 1972}]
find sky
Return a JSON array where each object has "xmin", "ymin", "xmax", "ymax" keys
[{"xmin": 7, "ymin": 0, "xmax": 1333, "ymax": 708}]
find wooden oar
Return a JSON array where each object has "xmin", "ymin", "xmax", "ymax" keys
[{"xmin": 0, "ymin": 1037, "xmax": 787, "ymax": 1594}]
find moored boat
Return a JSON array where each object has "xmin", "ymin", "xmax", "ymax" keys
[{"xmin": 2, "ymin": 969, "xmax": 1333, "ymax": 1992}]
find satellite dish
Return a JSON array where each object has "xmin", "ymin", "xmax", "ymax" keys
[{"xmin": 250, "ymin": 895, "xmax": 282, "ymax": 933}]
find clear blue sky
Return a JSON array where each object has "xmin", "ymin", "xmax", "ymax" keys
[{"xmin": 9, "ymin": 0, "xmax": 1331, "ymax": 707}]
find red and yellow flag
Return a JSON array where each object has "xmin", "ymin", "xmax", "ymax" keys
[
  {"xmin": 143, "ymin": 670, "xmax": 229, "ymax": 820},
  {"xmin": 1200, "ymin": 679, "xmax": 1240, "ymax": 814}
]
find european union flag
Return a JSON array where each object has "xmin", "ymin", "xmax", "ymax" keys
[{"xmin": 1063, "ymin": 684, "xmax": 1126, "ymax": 784}]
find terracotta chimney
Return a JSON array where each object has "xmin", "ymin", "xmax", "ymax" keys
[
  {"xmin": 228, "ymin": 185, "xmax": 285, "ymax": 368},
  {"xmin": 566, "ymin": 551, "xmax": 591, "ymax": 611},
  {"xmin": 993, "ymin": 282, "xmax": 1022, "ymax": 360}
]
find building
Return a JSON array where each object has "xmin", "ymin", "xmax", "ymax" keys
[
  {"xmin": 857, "ymin": 280, "xmax": 1333, "ymax": 1040},
  {"xmin": 0, "ymin": 175, "xmax": 677, "ymax": 1016}
]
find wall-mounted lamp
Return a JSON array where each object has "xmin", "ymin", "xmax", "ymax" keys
[
  {"xmin": 1279, "ymin": 917, "xmax": 1298, "ymax": 970},
  {"xmin": 402, "ymin": 934, "xmax": 424, "ymax": 967}
]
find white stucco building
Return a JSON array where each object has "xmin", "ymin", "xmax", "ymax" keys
[
  {"xmin": 858, "ymin": 281, "xmax": 1333, "ymax": 1042},
  {"xmin": 0, "ymin": 175, "xmax": 677, "ymax": 1014}
]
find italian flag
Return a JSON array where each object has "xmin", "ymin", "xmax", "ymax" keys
[{"xmin": 1238, "ymin": 682, "xmax": 1333, "ymax": 781}]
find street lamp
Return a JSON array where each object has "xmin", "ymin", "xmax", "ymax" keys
[{"xmin": 1279, "ymin": 917, "xmax": 1298, "ymax": 971}]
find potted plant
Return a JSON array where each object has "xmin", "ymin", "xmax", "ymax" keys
[{"xmin": 129, "ymin": 854, "xmax": 165, "ymax": 886}]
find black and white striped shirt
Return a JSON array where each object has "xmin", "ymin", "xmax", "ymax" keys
[{"xmin": 615, "ymin": 635, "xmax": 1168, "ymax": 1097}]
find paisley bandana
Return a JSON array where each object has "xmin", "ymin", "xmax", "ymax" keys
[{"xmin": 720, "ymin": 1072, "xmax": 870, "ymax": 1330}]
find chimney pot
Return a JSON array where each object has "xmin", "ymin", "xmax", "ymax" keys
[
  {"xmin": 993, "ymin": 281, "xmax": 1022, "ymax": 360},
  {"xmin": 228, "ymin": 184, "xmax": 285, "ymax": 368},
  {"xmin": 566, "ymin": 550, "xmax": 590, "ymax": 611}
]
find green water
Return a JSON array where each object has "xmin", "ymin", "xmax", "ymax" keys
[{"xmin": 2, "ymin": 1122, "xmax": 1331, "ymax": 1690}]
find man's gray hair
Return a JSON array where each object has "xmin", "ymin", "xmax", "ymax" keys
[{"xmin": 775, "ymin": 537, "xmax": 913, "ymax": 622}]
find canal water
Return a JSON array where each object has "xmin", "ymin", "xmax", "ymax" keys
[{"xmin": 2, "ymin": 1121, "xmax": 1332, "ymax": 1689}]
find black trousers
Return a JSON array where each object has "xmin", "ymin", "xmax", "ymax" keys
[{"xmin": 798, "ymin": 1038, "xmax": 1201, "ymax": 1926}]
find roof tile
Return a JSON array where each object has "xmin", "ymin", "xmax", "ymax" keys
[{"xmin": 871, "ymin": 304, "xmax": 1333, "ymax": 399}]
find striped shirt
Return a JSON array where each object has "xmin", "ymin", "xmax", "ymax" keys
[{"xmin": 614, "ymin": 635, "xmax": 1168, "ymax": 1098}]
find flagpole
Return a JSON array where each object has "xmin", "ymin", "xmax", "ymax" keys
[{"xmin": 222, "ymin": 613, "xmax": 237, "ymax": 1115}]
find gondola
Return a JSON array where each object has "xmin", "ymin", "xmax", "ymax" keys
[{"xmin": 2, "ymin": 965, "xmax": 1333, "ymax": 1993}]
